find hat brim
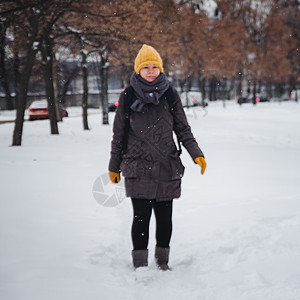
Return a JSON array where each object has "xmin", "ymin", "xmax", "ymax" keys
[{"xmin": 135, "ymin": 61, "xmax": 163, "ymax": 74}]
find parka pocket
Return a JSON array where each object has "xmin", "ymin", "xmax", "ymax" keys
[
  {"xmin": 120, "ymin": 159, "xmax": 138, "ymax": 178},
  {"xmin": 121, "ymin": 156, "xmax": 156, "ymax": 179},
  {"xmin": 169, "ymin": 153, "xmax": 185, "ymax": 180}
]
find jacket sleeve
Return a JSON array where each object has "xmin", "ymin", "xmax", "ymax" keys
[
  {"xmin": 171, "ymin": 88, "xmax": 205, "ymax": 161},
  {"xmin": 108, "ymin": 92, "xmax": 126, "ymax": 173}
]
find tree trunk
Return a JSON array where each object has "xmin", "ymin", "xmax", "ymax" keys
[
  {"xmin": 52, "ymin": 58, "xmax": 62, "ymax": 122},
  {"xmin": 0, "ymin": 21, "xmax": 13, "ymax": 110},
  {"xmin": 209, "ymin": 76, "xmax": 217, "ymax": 101},
  {"xmin": 186, "ymin": 74, "xmax": 193, "ymax": 91},
  {"xmin": 202, "ymin": 77, "xmax": 206, "ymax": 103},
  {"xmin": 221, "ymin": 77, "xmax": 227, "ymax": 100},
  {"xmin": 229, "ymin": 78, "xmax": 235, "ymax": 100},
  {"xmin": 197, "ymin": 74, "xmax": 206, "ymax": 107},
  {"xmin": 247, "ymin": 81, "xmax": 251, "ymax": 95},
  {"xmin": 41, "ymin": 34, "xmax": 59, "ymax": 134},
  {"xmin": 81, "ymin": 50, "xmax": 89, "ymax": 130},
  {"xmin": 266, "ymin": 78, "xmax": 272, "ymax": 98},
  {"xmin": 121, "ymin": 64, "xmax": 132, "ymax": 87},
  {"xmin": 257, "ymin": 80, "xmax": 262, "ymax": 94},
  {"xmin": 58, "ymin": 65, "xmax": 80, "ymax": 106},
  {"xmin": 178, "ymin": 78, "xmax": 185, "ymax": 94},
  {"xmin": 54, "ymin": 78, "xmax": 63, "ymax": 122},
  {"xmin": 252, "ymin": 81, "xmax": 257, "ymax": 105},
  {"xmin": 12, "ymin": 15, "xmax": 39, "ymax": 146},
  {"xmin": 99, "ymin": 53, "xmax": 109, "ymax": 125},
  {"xmin": 13, "ymin": 46, "xmax": 21, "ymax": 101},
  {"xmin": 236, "ymin": 72, "xmax": 243, "ymax": 96}
]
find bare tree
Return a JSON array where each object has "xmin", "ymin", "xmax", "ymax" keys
[
  {"xmin": 0, "ymin": 0, "xmax": 84, "ymax": 145},
  {"xmin": 0, "ymin": 2, "xmax": 42, "ymax": 146},
  {"xmin": 216, "ymin": 0, "xmax": 295, "ymax": 99},
  {"xmin": 0, "ymin": 19, "xmax": 13, "ymax": 110}
]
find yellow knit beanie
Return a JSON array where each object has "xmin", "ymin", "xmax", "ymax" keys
[{"xmin": 134, "ymin": 44, "xmax": 163, "ymax": 74}]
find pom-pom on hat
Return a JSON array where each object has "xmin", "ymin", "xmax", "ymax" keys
[{"xmin": 134, "ymin": 44, "xmax": 163, "ymax": 74}]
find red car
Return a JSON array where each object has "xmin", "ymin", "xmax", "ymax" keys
[
  {"xmin": 28, "ymin": 100, "xmax": 68, "ymax": 120},
  {"xmin": 108, "ymin": 101, "xmax": 119, "ymax": 112}
]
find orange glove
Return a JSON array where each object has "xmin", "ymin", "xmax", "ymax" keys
[
  {"xmin": 195, "ymin": 156, "xmax": 206, "ymax": 175},
  {"xmin": 109, "ymin": 171, "xmax": 121, "ymax": 183}
]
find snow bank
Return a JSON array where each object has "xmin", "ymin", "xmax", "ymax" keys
[{"xmin": 0, "ymin": 101, "xmax": 299, "ymax": 300}]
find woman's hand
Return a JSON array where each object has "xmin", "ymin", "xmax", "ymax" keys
[
  {"xmin": 194, "ymin": 157, "xmax": 207, "ymax": 175},
  {"xmin": 109, "ymin": 171, "xmax": 121, "ymax": 183}
]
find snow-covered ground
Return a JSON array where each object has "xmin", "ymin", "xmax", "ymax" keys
[{"xmin": 0, "ymin": 100, "xmax": 299, "ymax": 300}]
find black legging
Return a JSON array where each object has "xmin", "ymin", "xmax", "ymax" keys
[{"xmin": 131, "ymin": 198, "xmax": 173, "ymax": 250}]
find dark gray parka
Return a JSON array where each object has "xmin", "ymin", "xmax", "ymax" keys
[{"xmin": 108, "ymin": 88, "xmax": 204, "ymax": 201}]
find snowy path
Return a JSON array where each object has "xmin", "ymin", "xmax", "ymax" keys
[{"xmin": 0, "ymin": 101, "xmax": 300, "ymax": 300}]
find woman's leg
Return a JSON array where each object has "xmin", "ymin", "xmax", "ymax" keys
[
  {"xmin": 153, "ymin": 200, "xmax": 173, "ymax": 248},
  {"xmin": 131, "ymin": 198, "xmax": 153, "ymax": 250}
]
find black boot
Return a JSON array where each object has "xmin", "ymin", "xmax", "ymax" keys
[
  {"xmin": 132, "ymin": 249, "xmax": 148, "ymax": 268},
  {"xmin": 155, "ymin": 246, "xmax": 171, "ymax": 271}
]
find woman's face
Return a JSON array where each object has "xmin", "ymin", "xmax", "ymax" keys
[{"xmin": 139, "ymin": 64, "xmax": 160, "ymax": 82}]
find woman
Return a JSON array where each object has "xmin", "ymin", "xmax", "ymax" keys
[{"xmin": 108, "ymin": 44, "xmax": 206, "ymax": 270}]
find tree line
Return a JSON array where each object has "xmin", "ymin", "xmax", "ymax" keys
[{"xmin": 0, "ymin": 0, "xmax": 299, "ymax": 146}]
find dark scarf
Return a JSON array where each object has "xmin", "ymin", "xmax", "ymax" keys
[{"xmin": 130, "ymin": 72, "xmax": 169, "ymax": 112}]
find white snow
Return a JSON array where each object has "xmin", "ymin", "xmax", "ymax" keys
[
  {"xmin": 199, "ymin": 0, "xmax": 217, "ymax": 17},
  {"xmin": 0, "ymin": 100, "xmax": 300, "ymax": 300},
  {"xmin": 32, "ymin": 41, "xmax": 39, "ymax": 51},
  {"xmin": 28, "ymin": 99, "xmax": 48, "ymax": 109}
]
